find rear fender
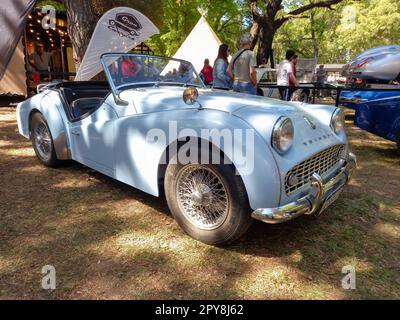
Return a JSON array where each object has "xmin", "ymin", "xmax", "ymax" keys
[{"xmin": 17, "ymin": 90, "xmax": 71, "ymax": 160}]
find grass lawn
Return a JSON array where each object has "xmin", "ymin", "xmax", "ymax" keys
[{"xmin": 0, "ymin": 106, "xmax": 399, "ymax": 299}]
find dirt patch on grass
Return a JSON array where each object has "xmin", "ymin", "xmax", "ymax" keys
[{"xmin": 0, "ymin": 107, "xmax": 399, "ymax": 299}]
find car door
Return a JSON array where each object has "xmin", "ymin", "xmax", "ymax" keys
[{"xmin": 69, "ymin": 102, "xmax": 118, "ymax": 178}]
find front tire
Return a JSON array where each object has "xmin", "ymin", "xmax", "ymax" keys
[
  {"xmin": 164, "ymin": 151, "xmax": 252, "ymax": 245},
  {"xmin": 30, "ymin": 112, "xmax": 60, "ymax": 167}
]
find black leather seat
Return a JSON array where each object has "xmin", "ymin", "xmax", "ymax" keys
[{"xmin": 70, "ymin": 97, "xmax": 104, "ymax": 119}]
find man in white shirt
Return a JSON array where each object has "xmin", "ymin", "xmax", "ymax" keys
[{"xmin": 277, "ymin": 50, "xmax": 299, "ymax": 101}]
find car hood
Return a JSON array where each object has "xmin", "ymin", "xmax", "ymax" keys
[
  {"xmin": 126, "ymin": 86, "xmax": 343, "ymax": 154},
  {"xmin": 125, "ymin": 86, "xmax": 346, "ymax": 181},
  {"xmin": 128, "ymin": 86, "xmax": 302, "ymax": 115}
]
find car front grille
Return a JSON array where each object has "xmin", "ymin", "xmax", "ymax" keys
[{"xmin": 285, "ymin": 145, "xmax": 345, "ymax": 195}]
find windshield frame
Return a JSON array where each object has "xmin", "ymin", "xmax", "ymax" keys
[{"xmin": 101, "ymin": 53, "xmax": 206, "ymax": 96}]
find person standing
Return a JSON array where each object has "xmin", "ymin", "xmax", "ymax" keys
[
  {"xmin": 315, "ymin": 65, "xmax": 326, "ymax": 86},
  {"xmin": 213, "ymin": 44, "xmax": 233, "ymax": 90},
  {"xmin": 200, "ymin": 59, "xmax": 214, "ymax": 86},
  {"xmin": 228, "ymin": 33, "xmax": 258, "ymax": 95},
  {"xmin": 277, "ymin": 50, "xmax": 299, "ymax": 101},
  {"xmin": 289, "ymin": 53, "xmax": 298, "ymax": 99},
  {"xmin": 315, "ymin": 64, "xmax": 326, "ymax": 97},
  {"xmin": 121, "ymin": 57, "xmax": 142, "ymax": 81},
  {"xmin": 29, "ymin": 44, "xmax": 54, "ymax": 81}
]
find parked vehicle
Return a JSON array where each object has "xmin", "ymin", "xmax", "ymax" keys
[
  {"xmin": 343, "ymin": 45, "xmax": 400, "ymax": 85},
  {"xmin": 17, "ymin": 54, "xmax": 356, "ymax": 245},
  {"xmin": 339, "ymin": 88, "xmax": 400, "ymax": 110},
  {"xmin": 355, "ymin": 94, "xmax": 400, "ymax": 149}
]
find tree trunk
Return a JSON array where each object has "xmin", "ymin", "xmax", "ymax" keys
[
  {"xmin": 63, "ymin": 0, "xmax": 99, "ymax": 69},
  {"xmin": 256, "ymin": 22, "xmax": 276, "ymax": 67},
  {"xmin": 310, "ymin": 12, "xmax": 319, "ymax": 66},
  {"xmin": 249, "ymin": 0, "xmax": 344, "ymax": 68}
]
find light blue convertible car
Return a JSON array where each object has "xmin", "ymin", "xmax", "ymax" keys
[{"xmin": 17, "ymin": 54, "xmax": 356, "ymax": 245}]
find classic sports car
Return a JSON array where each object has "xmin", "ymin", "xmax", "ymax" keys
[
  {"xmin": 355, "ymin": 94, "xmax": 400, "ymax": 149},
  {"xmin": 339, "ymin": 88, "xmax": 400, "ymax": 110},
  {"xmin": 338, "ymin": 87, "xmax": 400, "ymax": 149},
  {"xmin": 17, "ymin": 54, "xmax": 356, "ymax": 245},
  {"xmin": 343, "ymin": 45, "xmax": 400, "ymax": 84}
]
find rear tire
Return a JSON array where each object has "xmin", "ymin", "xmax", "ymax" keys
[
  {"xmin": 30, "ymin": 113, "xmax": 61, "ymax": 167},
  {"xmin": 164, "ymin": 147, "xmax": 252, "ymax": 245}
]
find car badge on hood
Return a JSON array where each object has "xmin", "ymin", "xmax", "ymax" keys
[{"xmin": 304, "ymin": 116, "xmax": 317, "ymax": 130}]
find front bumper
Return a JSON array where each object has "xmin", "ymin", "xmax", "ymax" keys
[{"xmin": 251, "ymin": 152, "xmax": 357, "ymax": 224}]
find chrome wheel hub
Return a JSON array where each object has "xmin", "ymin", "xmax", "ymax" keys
[
  {"xmin": 190, "ymin": 184, "xmax": 213, "ymax": 207},
  {"xmin": 177, "ymin": 165, "xmax": 229, "ymax": 230}
]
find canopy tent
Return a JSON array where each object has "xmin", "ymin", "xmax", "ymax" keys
[
  {"xmin": 0, "ymin": 0, "xmax": 36, "ymax": 81},
  {"xmin": 0, "ymin": 38, "xmax": 27, "ymax": 96},
  {"xmin": 172, "ymin": 17, "xmax": 224, "ymax": 73},
  {"xmin": 0, "ymin": 0, "xmax": 35, "ymax": 96}
]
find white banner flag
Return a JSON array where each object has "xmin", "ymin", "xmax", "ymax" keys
[{"xmin": 75, "ymin": 7, "xmax": 159, "ymax": 81}]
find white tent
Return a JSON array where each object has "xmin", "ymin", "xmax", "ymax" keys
[{"xmin": 172, "ymin": 16, "xmax": 223, "ymax": 73}]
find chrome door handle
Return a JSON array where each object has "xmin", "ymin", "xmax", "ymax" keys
[{"xmin": 71, "ymin": 130, "xmax": 80, "ymax": 136}]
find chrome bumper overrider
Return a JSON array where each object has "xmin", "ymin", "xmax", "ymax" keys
[{"xmin": 251, "ymin": 152, "xmax": 357, "ymax": 224}]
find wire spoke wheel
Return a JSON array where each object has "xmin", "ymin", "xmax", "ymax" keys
[
  {"xmin": 33, "ymin": 121, "xmax": 52, "ymax": 161},
  {"xmin": 176, "ymin": 165, "xmax": 230, "ymax": 230}
]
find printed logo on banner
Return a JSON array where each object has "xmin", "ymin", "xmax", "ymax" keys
[{"xmin": 108, "ymin": 13, "xmax": 143, "ymax": 40}]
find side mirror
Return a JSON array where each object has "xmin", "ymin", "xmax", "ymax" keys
[
  {"xmin": 183, "ymin": 87, "xmax": 199, "ymax": 105},
  {"xmin": 113, "ymin": 91, "xmax": 129, "ymax": 106}
]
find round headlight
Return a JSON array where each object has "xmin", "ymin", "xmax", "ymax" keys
[
  {"xmin": 272, "ymin": 117, "xmax": 294, "ymax": 154},
  {"xmin": 331, "ymin": 108, "xmax": 345, "ymax": 134}
]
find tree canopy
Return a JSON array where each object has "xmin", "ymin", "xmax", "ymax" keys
[{"xmin": 40, "ymin": 0, "xmax": 399, "ymax": 66}]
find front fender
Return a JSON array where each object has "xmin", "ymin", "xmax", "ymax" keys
[{"xmin": 114, "ymin": 109, "xmax": 281, "ymax": 210}]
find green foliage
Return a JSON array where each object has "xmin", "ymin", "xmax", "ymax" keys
[
  {"xmin": 334, "ymin": 0, "xmax": 400, "ymax": 58},
  {"xmin": 148, "ymin": 0, "xmax": 250, "ymax": 56},
  {"xmin": 59, "ymin": 0, "xmax": 400, "ymax": 62},
  {"xmin": 275, "ymin": 0, "xmax": 400, "ymax": 63},
  {"xmin": 36, "ymin": 0, "xmax": 65, "ymax": 10},
  {"xmin": 157, "ymin": 0, "xmax": 201, "ymax": 56}
]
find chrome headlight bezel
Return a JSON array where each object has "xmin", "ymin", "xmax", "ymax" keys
[
  {"xmin": 331, "ymin": 108, "xmax": 345, "ymax": 134},
  {"xmin": 272, "ymin": 117, "xmax": 294, "ymax": 154}
]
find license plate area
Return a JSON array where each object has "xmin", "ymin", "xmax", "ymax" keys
[{"xmin": 320, "ymin": 189, "xmax": 343, "ymax": 214}]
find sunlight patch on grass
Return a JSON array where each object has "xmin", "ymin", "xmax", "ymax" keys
[
  {"xmin": 0, "ymin": 113, "xmax": 16, "ymax": 121},
  {"xmin": 19, "ymin": 164, "xmax": 47, "ymax": 174},
  {"xmin": 374, "ymin": 223, "xmax": 400, "ymax": 240},
  {"xmin": 334, "ymin": 257, "xmax": 374, "ymax": 273},
  {"xmin": 52, "ymin": 178, "xmax": 97, "ymax": 189},
  {"xmin": 116, "ymin": 231, "xmax": 187, "ymax": 252},
  {"xmin": 233, "ymin": 265, "xmax": 332, "ymax": 299},
  {"xmin": 0, "ymin": 147, "xmax": 34, "ymax": 157}
]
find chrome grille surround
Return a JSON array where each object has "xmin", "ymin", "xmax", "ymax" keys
[{"xmin": 285, "ymin": 145, "xmax": 345, "ymax": 195}]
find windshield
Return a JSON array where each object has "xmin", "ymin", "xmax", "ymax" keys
[{"xmin": 101, "ymin": 54, "xmax": 205, "ymax": 91}]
